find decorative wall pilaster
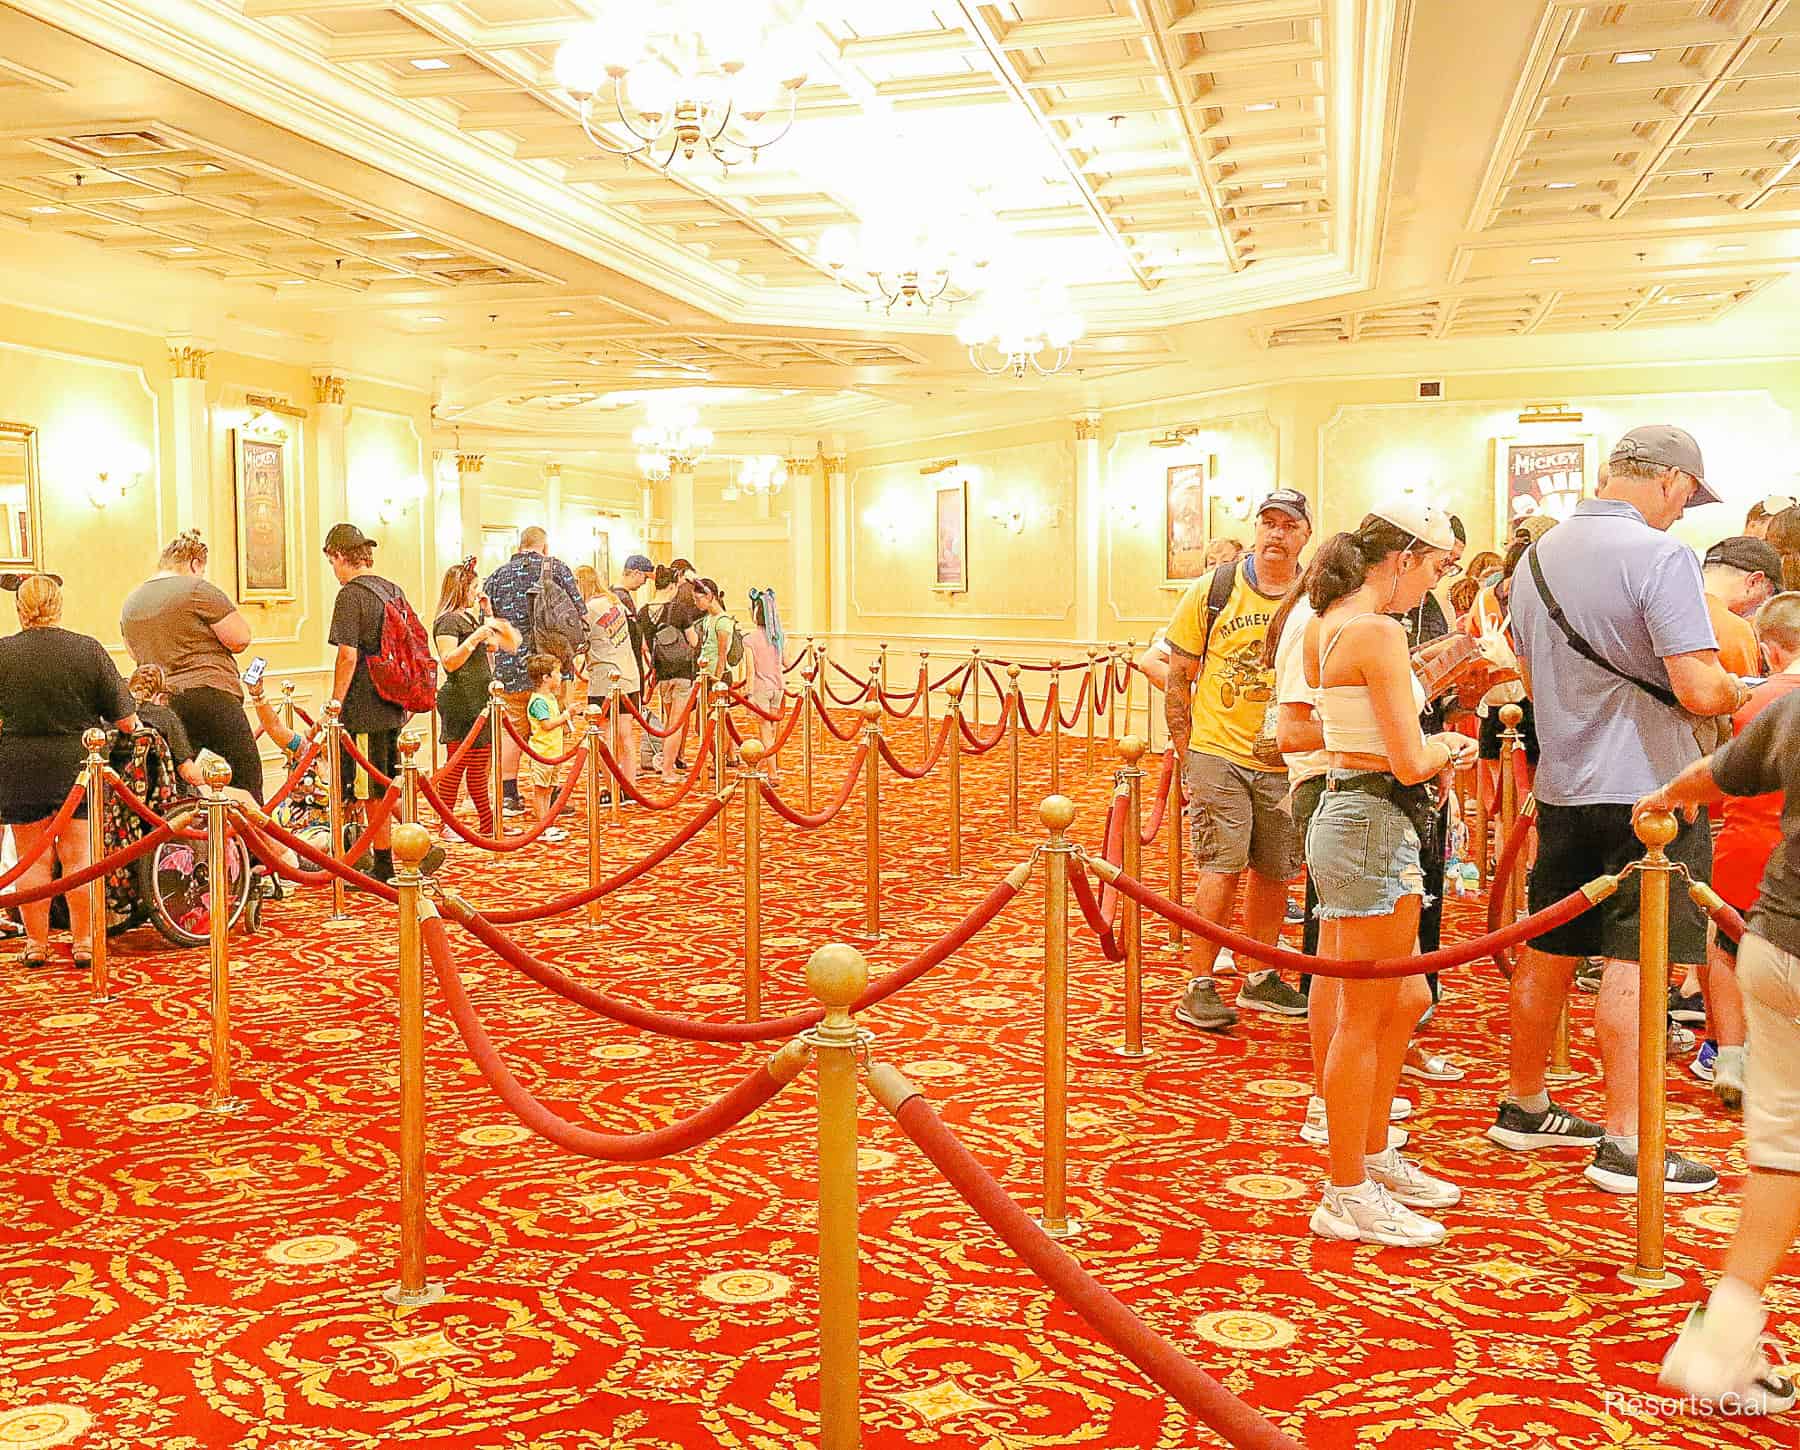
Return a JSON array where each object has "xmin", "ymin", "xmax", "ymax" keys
[
  {"xmin": 670, "ymin": 458, "xmax": 696, "ymax": 561},
  {"xmin": 457, "ymin": 452, "xmax": 484, "ymax": 565},
  {"xmin": 825, "ymin": 452, "xmax": 848, "ymax": 637},
  {"xmin": 1073, "ymin": 413, "xmax": 1102, "ymax": 641},
  {"xmin": 168, "ymin": 342, "xmax": 211, "ymax": 536}
]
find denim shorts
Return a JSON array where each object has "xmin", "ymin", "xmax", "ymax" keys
[{"xmin": 1305, "ymin": 778, "xmax": 1427, "ymax": 920}]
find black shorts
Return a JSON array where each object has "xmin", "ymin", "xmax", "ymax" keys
[
  {"xmin": 1528, "ymin": 801, "xmax": 1712, "ymax": 966},
  {"xmin": 1478, "ymin": 699, "xmax": 1540, "ymax": 766},
  {"xmin": 338, "ymin": 728, "xmax": 399, "ymax": 804}
]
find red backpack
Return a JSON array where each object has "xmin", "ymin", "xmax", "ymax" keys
[{"xmin": 351, "ymin": 578, "xmax": 437, "ymax": 714}]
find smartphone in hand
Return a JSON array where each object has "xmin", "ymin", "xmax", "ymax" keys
[{"xmin": 244, "ymin": 656, "xmax": 268, "ymax": 688}]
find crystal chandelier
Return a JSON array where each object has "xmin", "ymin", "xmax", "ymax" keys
[
  {"xmin": 554, "ymin": 5, "xmax": 807, "ymax": 172},
  {"xmin": 958, "ymin": 281, "xmax": 1084, "ymax": 380},
  {"xmin": 735, "ymin": 455, "xmax": 788, "ymax": 498},
  {"xmin": 815, "ymin": 218, "xmax": 989, "ymax": 314},
  {"xmin": 633, "ymin": 398, "xmax": 712, "ymax": 478}
]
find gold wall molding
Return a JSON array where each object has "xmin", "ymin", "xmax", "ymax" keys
[
  {"xmin": 169, "ymin": 345, "xmax": 210, "ymax": 380},
  {"xmin": 822, "ymin": 454, "xmax": 847, "ymax": 474},
  {"xmin": 455, "ymin": 452, "xmax": 484, "ymax": 476},
  {"xmin": 1073, "ymin": 414, "xmax": 1102, "ymax": 441},
  {"xmin": 311, "ymin": 374, "xmax": 346, "ymax": 406}
]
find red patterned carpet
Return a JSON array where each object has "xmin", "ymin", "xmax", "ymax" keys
[{"xmin": 0, "ymin": 710, "xmax": 1793, "ymax": 1449}]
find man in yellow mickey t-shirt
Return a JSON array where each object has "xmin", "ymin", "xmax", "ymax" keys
[{"xmin": 1165, "ymin": 488, "xmax": 1313, "ymax": 1031}]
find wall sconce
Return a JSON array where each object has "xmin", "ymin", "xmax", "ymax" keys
[
  {"xmin": 985, "ymin": 496, "xmax": 1066, "ymax": 534},
  {"xmin": 865, "ymin": 502, "xmax": 908, "ymax": 547},
  {"xmin": 87, "ymin": 447, "xmax": 150, "ymax": 509},
  {"xmin": 1518, "ymin": 402, "xmax": 1583, "ymax": 426},
  {"xmin": 371, "ymin": 474, "xmax": 425, "ymax": 526}
]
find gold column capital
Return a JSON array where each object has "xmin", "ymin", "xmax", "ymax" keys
[
  {"xmin": 169, "ymin": 345, "xmax": 210, "ymax": 380},
  {"xmin": 456, "ymin": 452, "xmax": 485, "ymax": 476},
  {"xmin": 1073, "ymin": 413, "xmax": 1102, "ymax": 441},
  {"xmin": 822, "ymin": 453, "xmax": 847, "ymax": 475},
  {"xmin": 312, "ymin": 373, "xmax": 346, "ymax": 405},
  {"xmin": 785, "ymin": 455, "xmax": 816, "ymax": 477},
  {"xmin": 543, "ymin": 461, "xmax": 562, "ymax": 481}
]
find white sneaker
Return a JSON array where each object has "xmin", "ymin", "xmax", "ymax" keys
[
  {"xmin": 1365, "ymin": 1146, "xmax": 1462, "ymax": 1209},
  {"xmin": 1310, "ymin": 1180, "xmax": 1446, "ymax": 1248},
  {"xmin": 1301, "ymin": 1096, "xmax": 1408, "ymax": 1150},
  {"xmin": 1661, "ymin": 1307, "xmax": 1797, "ymax": 1416},
  {"xmin": 542, "ymin": 826, "xmax": 569, "ymax": 843}
]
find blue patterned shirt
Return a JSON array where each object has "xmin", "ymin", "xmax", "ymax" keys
[{"xmin": 482, "ymin": 550, "xmax": 584, "ymax": 692}]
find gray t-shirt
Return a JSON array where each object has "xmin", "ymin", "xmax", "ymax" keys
[
  {"xmin": 120, "ymin": 575, "xmax": 243, "ymax": 697},
  {"xmin": 1713, "ymin": 691, "xmax": 1800, "ymax": 959},
  {"xmin": 1510, "ymin": 498, "xmax": 1717, "ymax": 805}
]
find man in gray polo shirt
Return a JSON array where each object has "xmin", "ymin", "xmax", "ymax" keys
[{"xmin": 1490, "ymin": 425, "xmax": 1747, "ymax": 1195}]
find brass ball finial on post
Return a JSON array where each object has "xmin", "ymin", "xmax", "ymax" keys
[
  {"xmin": 804, "ymin": 942, "xmax": 871, "ymax": 1450},
  {"xmin": 395, "ymin": 730, "xmax": 422, "ymax": 825}
]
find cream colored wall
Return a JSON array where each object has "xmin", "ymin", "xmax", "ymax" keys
[{"xmin": 843, "ymin": 359, "xmax": 1800, "ymax": 658}]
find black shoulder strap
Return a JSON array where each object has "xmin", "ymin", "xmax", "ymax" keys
[
  {"xmin": 1197, "ymin": 559, "xmax": 1238, "ymax": 668},
  {"xmin": 1526, "ymin": 544, "xmax": 1680, "ymax": 709}
]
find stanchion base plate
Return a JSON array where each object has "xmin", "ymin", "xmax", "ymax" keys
[
  {"xmin": 1545, "ymin": 1067, "xmax": 1582, "ymax": 1084},
  {"xmin": 203, "ymin": 1096, "xmax": 249, "ymax": 1118},
  {"xmin": 320, "ymin": 916, "xmax": 365, "ymax": 932},
  {"xmin": 1619, "ymin": 1265, "xmax": 1682, "ymax": 1292},
  {"xmin": 1034, "ymin": 1215, "xmax": 1083, "ymax": 1241},
  {"xmin": 1106, "ymin": 1045, "xmax": 1154, "ymax": 1063},
  {"xmin": 382, "ymin": 1280, "xmax": 447, "ymax": 1308}
]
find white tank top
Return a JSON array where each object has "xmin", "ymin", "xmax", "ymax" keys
[{"xmin": 1318, "ymin": 612, "xmax": 1428, "ymax": 757}]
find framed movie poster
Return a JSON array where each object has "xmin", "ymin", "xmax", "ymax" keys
[
  {"xmin": 1164, "ymin": 460, "xmax": 1210, "ymax": 585},
  {"xmin": 232, "ymin": 429, "xmax": 296, "ymax": 602},
  {"xmin": 934, "ymin": 479, "xmax": 968, "ymax": 593},
  {"xmin": 594, "ymin": 528, "xmax": 612, "ymax": 587},
  {"xmin": 1493, "ymin": 436, "xmax": 1598, "ymax": 541}
]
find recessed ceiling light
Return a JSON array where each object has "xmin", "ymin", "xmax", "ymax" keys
[
  {"xmin": 1260, "ymin": 180, "xmax": 1288, "ymax": 189},
  {"xmin": 411, "ymin": 251, "xmax": 454, "ymax": 260},
  {"xmin": 28, "ymin": 205, "xmax": 57, "ymax": 214},
  {"xmin": 1245, "ymin": 101, "xmax": 1277, "ymax": 112},
  {"xmin": 1546, "ymin": 181, "xmax": 1576, "ymax": 189},
  {"xmin": 420, "ymin": 315, "xmax": 446, "ymax": 324},
  {"xmin": 1715, "ymin": 243, "xmax": 1748, "ymax": 253},
  {"xmin": 410, "ymin": 58, "xmax": 451, "ymax": 71},
  {"xmin": 168, "ymin": 245, "xmax": 198, "ymax": 254},
  {"xmin": 550, "ymin": 309, "xmax": 575, "ymax": 317},
  {"xmin": 279, "ymin": 278, "xmax": 307, "ymax": 286},
  {"xmin": 1529, "ymin": 255, "xmax": 1560, "ymax": 264},
  {"xmin": 196, "ymin": 163, "xmax": 223, "ymax": 174},
  {"xmin": 1612, "ymin": 50, "xmax": 1655, "ymax": 64}
]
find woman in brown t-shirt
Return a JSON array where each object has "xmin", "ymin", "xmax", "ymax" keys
[{"xmin": 119, "ymin": 531, "xmax": 262, "ymax": 800}]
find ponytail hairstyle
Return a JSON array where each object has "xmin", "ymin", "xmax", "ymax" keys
[
  {"xmin": 1767, "ymin": 506, "xmax": 1800, "ymax": 592},
  {"xmin": 159, "ymin": 529, "xmax": 208, "ymax": 571},
  {"xmin": 1260, "ymin": 553, "xmax": 1327, "ymax": 671},
  {"xmin": 1306, "ymin": 514, "xmax": 1420, "ymax": 614},
  {"xmin": 653, "ymin": 564, "xmax": 676, "ymax": 591}
]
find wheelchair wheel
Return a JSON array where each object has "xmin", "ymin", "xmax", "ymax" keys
[{"xmin": 132, "ymin": 831, "xmax": 254, "ymax": 949}]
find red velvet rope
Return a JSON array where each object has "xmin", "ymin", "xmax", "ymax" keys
[
  {"xmin": 1096, "ymin": 790, "xmax": 1128, "ymax": 925},
  {"xmin": 622, "ymin": 682, "xmax": 701, "ymax": 739},
  {"xmin": 1139, "ymin": 751, "xmax": 1176, "ymax": 845},
  {"xmin": 878, "ymin": 1083, "xmax": 1303, "ymax": 1450},
  {"xmin": 811, "ymin": 691, "xmax": 865, "ymax": 742},
  {"xmin": 293, "ymin": 704, "xmax": 318, "ymax": 728},
  {"xmin": 592, "ymin": 729, "xmax": 712, "ymax": 810},
  {"xmin": 335, "ymin": 729, "xmax": 397, "ymax": 788},
  {"xmin": 0, "ymin": 824, "xmax": 173, "ymax": 908},
  {"xmin": 1056, "ymin": 670, "xmax": 1092, "ymax": 729},
  {"xmin": 501, "ymin": 712, "xmax": 586, "ymax": 766},
  {"xmin": 1068, "ymin": 859, "xmax": 1125, "ymax": 962},
  {"xmin": 1706, "ymin": 896, "xmax": 1747, "ymax": 944},
  {"xmin": 1485, "ymin": 806, "xmax": 1539, "ymax": 975},
  {"xmin": 433, "ymin": 711, "xmax": 489, "ymax": 782},
  {"xmin": 418, "ymin": 750, "xmax": 588, "ymax": 852},
  {"xmin": 0, "ymin": 783, "xmax": 86, "ymax": 891},
  {"xmin": 725, "ymin": 686, "xmax": 787, "ymax": 723},
  {"xmin": 1096, "ymin": 862, "xmax": 1604, "ymax": 979},
  {"xmin": 105, "ymin": 777, "xmax": 208, "ymax": 841},
  {"xmin": 958, "ymin": 694, "xmax": 1015, "ymax": 754},
  {"xmin": 876, "ymin": 714, "xmax": 954, "ymax": 782},
  {"xmin": 930, "ymin": 659, "xmax": 975, "ymax": 691},
  {"xmin": 263, "ymin": 736, "xmax": 325, "ymax": 811},
  {"xmin": 440, "ymin": 866, "xmax": 1022, "ymax": 1042},
  {"xmin": 761, "ymin": 743, "xmax": 870, "ymax": 829},
  {"xmin": 1018, "ymin": 684, "xmax": 1057, "ymax": 738},
  {"xmin": 468, "ymin": 796, "xmax": 728, "ymax": 924},
  {"xmin": 423, "ymin": 919, "xmax": 793, "ymax": 1161},
  {"xmin": 236, "ymin": 811, "xmax": 398, "ymax": 901}
]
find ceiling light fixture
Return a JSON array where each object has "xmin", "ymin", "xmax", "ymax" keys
[
  {"xmin": 735, "ymin": 454, "xmax": 788, "ymax": 499},
  {"xmin": 410, "ymin": 57, "xmax": 451, "ymax": 70},
  {"xmin": 1148, "ymin": 425, "xmax": 1200, "ymax": 449},
  {"xmin": 1517, "ymin": 403, "xmax": 1583, "ymax": 425},
  {"xmin": 1260, "ymin": 180, "xmax": 1289, "ymax": 189},
  {"xmin": 168, "ymin": 245, "xmax": 197, "ymax": 254},
  {"xmin": 411, "ymin": 251, "xmax": 454, "ymax": 260},
  {"xmin": 550, "ymin": 309, "xmax": 575, "ymax": 317},
  {"xmin": 633, "ymin": 396, "xmax": 712, "ymax": 478},
  {"xmin": 554, "ymin": 8, "xmax": 808, "ymax": 172},
  {"xmin": 27, "ymin": 205, "xmax": 57, "ymax": 214},
  {"xmin": 1546, "ymin": 181, "xmax": 1576, "ymax": 189},
  {"xmin": 814, "ymin": 219, "xmax": 990, "ymax": 313},
  {"xmin": 1612, "ymin": 50, "xmax": 1655, "ymax": 64},
  {"xmin": 958, "ymin": 280, "xmax": 1084, "ymax": 381},
  {"xmin": 420, "ymin": 315, "xmax": 446, "ymax": 324},
  {"xmin": 1529, "ymin": 255, "xmax": 1560, "ymax": 264},
  {"xmin": 1245, "ymin": 101, "xmax": 1277, "ymax": 112},
  {"xmin": 1715, "ymin": 243, "xmax": 1748, "ymax": 254}
]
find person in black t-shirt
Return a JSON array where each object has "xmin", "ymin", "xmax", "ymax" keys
[{"xmin": 324, "ymin": 523, "xmax": 413, "ymax": 883}]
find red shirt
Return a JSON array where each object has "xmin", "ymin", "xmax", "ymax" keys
[{"xmin": 1713, "ymin": 673, "xmax": 1800, "ymax": 910}]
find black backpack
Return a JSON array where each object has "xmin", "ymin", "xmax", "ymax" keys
[
  {"xmin": 527, "ymin": 558, "xmax": 587, "ymax": 659},
  {"xmin": 651, "ymin": 603, "xmax": 697, "ymax": 678},
  {"xmin": 1195, "ymin": 559, "xmax": 1239, "ymax": 666}
]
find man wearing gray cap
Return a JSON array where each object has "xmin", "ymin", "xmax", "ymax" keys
[{"xmin": 1491, "ymin": 424, "xmax": 1747, "ymax": 1196}]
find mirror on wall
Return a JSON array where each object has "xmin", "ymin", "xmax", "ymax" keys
[{"xmin": 0, "ymin": 423, "xmax": 42, "ymax": 570}]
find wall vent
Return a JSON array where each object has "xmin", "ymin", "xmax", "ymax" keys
[{"xmin": 1417, "ymin": 380, "xmax": 1444, "ymax": 400}]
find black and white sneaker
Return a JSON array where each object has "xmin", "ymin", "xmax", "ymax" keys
[
  {"xmin": 1669, "ymin": 986, "xmax": 1707, "ymax": 1025},
  {"xmin": 1485, "ymin": 1099, "xmax": 1605, "ymax": 1151},
  {"xmin": 1585, "ymin": 1139, "xmax": 1717, "ymax": 1195}
]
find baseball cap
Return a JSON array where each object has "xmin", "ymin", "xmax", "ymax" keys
[
  {"xmin": 623, "ymin": 553, "xmax": 654, "ymax": 574},
  {"xmin": 1256, "ymin": 488, "xmax": 1311, "ymax": 527},
  {"xmin": 1704, "ymin": 535, "xmax": 1784, "ymax": 580},
  {"xmin": 1370, "ymin": 496, "xmax": 1457, "ymax": 552},
  {"xmin": 1610, "ymin": 425, "xmax": 1720, "ymax": 508},
  {"xmin": 322, "ymin": 522, "xmax": 376, "ymax": 555},
  {"xmin": 0, "ymin": 570, "xmax": 62, "ymax": 590}
]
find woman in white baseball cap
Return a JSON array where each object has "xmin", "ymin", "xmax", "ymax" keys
[{"xmin": 1301, "ymin": 499, "xmax": 1478, "ymax": 1247}]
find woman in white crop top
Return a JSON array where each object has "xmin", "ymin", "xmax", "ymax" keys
[{"xmin": 1299, "ymin": 501, "xmax": 1479, "ymax": 1249}]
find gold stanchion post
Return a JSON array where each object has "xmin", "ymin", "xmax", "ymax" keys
[
  {"xmin": 584, "ymin": 704, "xmax": 605, "ymax": 926},
  {"xmin": 384, "ymin": 823, "xmax": 445, "ymax": 1307},
  {"xmin": 1498, "ymin": 704, "xmax": 1523, "ymax": 927},
  {"xmin": 1166, "ymin": 761, "xmax": 1184, "ymax": 950},
  {"xmin": 427, "ymin": 707, "xmax": 439, "ymax": 776},
  {"xmin": 1123, "ymin": 640, "xmax": 1137, "ymax": 739},
  {"xmin": 713, "ymin": 686, "xmax": 729, "ymax": 868},
  {"xmin": 878, "ymin": 642, "xmax": 888, "ymax": 694},
  {"xmin": 1475, "ymin": 753, "xmax": 1491, "ymax": 890},
  {"xmin": 202, "ymin": 759, "xmax": 247, "ymax": 1116},
  {"xmin": 1038, "ymin": 794, "xmax": 1080, "ymax": 1238},
  {"xmin": 946, "ymin": 682, "xmax": 964, "ymax": 879},
  {"xmin": 280, "ymin": 680, "xmax": 296, "ymax": 737},
  {"xmin": 325, "ymin": 700, "xmax": 348, "ymax": 921},
  {"xmin": 396, "ymin": 730, "xmax": 421, "ymax": 825},
  {"xmin": 1085, "ymin": 648, "xmax": 1097, "ymax": 770},
  {"xmin": 1105, "ymin": 646, "xmax": 1119, "ymax": 743},
  {"xmin": 866, "ymin": 661, "xmax": 880, "ymax": 714},
  {"xmin": 739, "ymin": 739, "xmax": 766, "ymax": 1020},
  {"xmin": 1048, "ymin": 663, "xmax": 1062, "ymax": 796},
  {"xmin": 1623, "ymin": 809, "xmax": 1681, "ymax": 1290},
  {"xmin": 970, "ymin": 646, "xmax": 982, "ymax": 731},
  {"xmin": 860, "ymin": 700, "xmax": 883, "ymax": 940},
  {"xmin": 803, "ymin": 665, "xmax": 817, "ymax": 812},
  {"xmin": 1112, "ymin": 737, "xmax": 1150, "ymax": 1060},
  {"xmin": 82, "ymin": 729, "xmax": 111, "ymax": 1000},
  {"xmin": 486, "ymin": 679, "xmax": 506, "ymax": 831},
  {"xmin": 606, "ymin": 666, "xmax": 623, "ymax": 823},
  {"xmin": 919, "ymin": 651, "xmax": 931, "ymax": 754},
  {"xmin": 803, "ymin": 943, "xmax": 869, "ymax": 1450},
  {"xmin": 1007, "ymin": 663, "xmax": 1022, "ymax": 832}
]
